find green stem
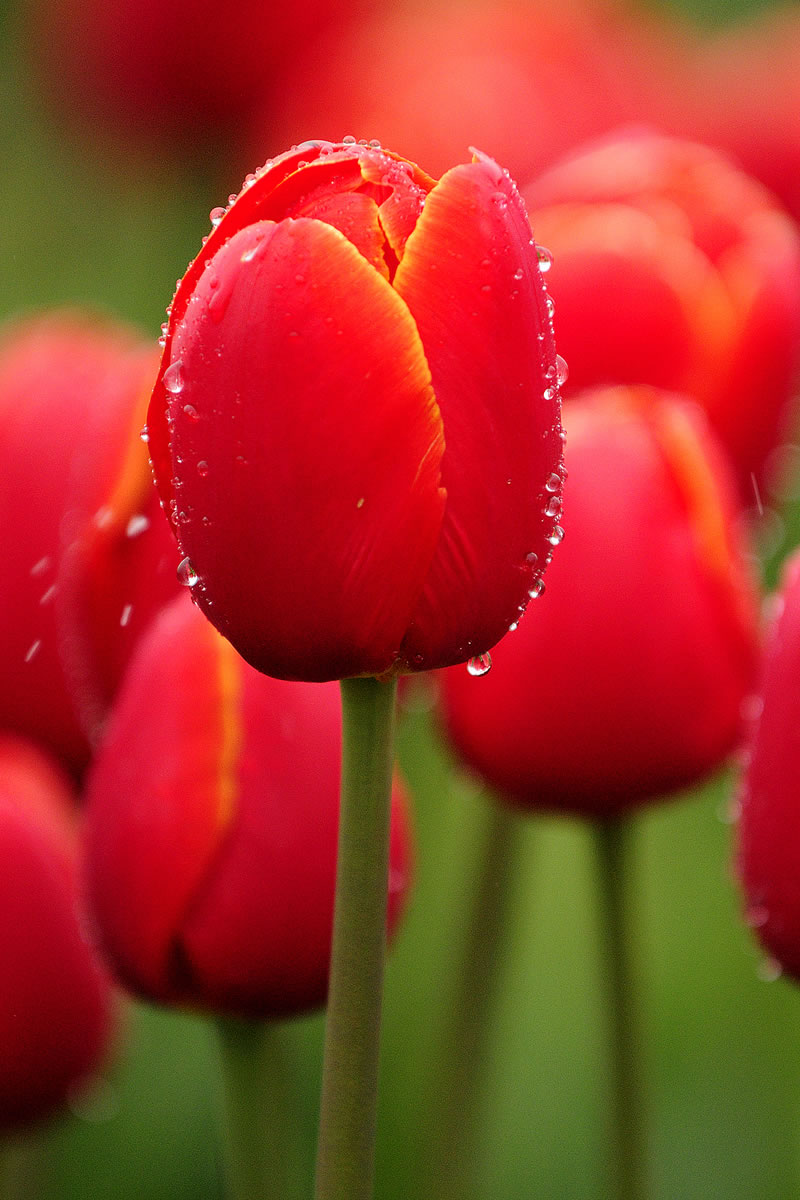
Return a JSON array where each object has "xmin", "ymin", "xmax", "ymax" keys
[
  {"xmin": 314, "ymin": 676, "xmax": 398, "ymax": 1200},
  {"xmin": 423, "ymin": 798, "xmax": 524, "ymax": 1200},
  {"xmin": 213, "ymin": 1017, "xmax": 304, "ymax": 1200},
  {"xmin": 594, "ymin": 816, "xmax": 646, "ymax": 1200}
]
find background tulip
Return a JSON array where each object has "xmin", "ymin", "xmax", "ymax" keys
[
  {"xmin": 0, "ymin": 735, "xmax": 111, "ymax": 1127},
  {"xmin": 525, "ymin": 130, "xmax": 800, "ymax": 493},
  {"xmin": 441, "ymin": 385, "xmax": 761, "ymax": 814},
  {"xmin": 84, "ymin": 594, "xmax": 413, "ymax": 1018},
  {"xmin": 147, "ymin": 140, "xmax": 564, "ymax": 683},
  {"xmin": 738, "ymin": 549, "xmax": 800, "ymax": 979},
  {"xmin": 0, "ymin": 312, "xmax": 177, "ymax": 774}
]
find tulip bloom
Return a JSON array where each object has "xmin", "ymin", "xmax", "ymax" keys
[
  {"xmin": 147, "ymin": 140, "xmax": 563, "ymax": 683},
  {"xmin": 84, "ymin": 594, "xmax": 413, "ymax": 1017},
  {"xmin": 525, "ymin": 131, "xmax": 800, "ymax": 492},
  {"xmin": 440, "ymin": 386, "xmax": 761, "ymax": 814},
  {"xmin": 0, "ymin": 313, "xmax": 177, "ymax": 773},
  {"xmin": 0, "ymin": 737, "xmax": 111, "ymax": 1127},
  {"xmin": 738, "ymin": 550, "xmax": 800, "ymax": 978}
]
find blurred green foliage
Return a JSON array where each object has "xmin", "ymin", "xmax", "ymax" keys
[{"xmin": 2, "ymin": 0, "xmax": 800, "ymax": 1198}]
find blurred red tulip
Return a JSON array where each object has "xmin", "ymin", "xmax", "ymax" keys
[
  {"xmin": 0, "ymin": 736, "xmax": 111, "ymax": 1127},
  {"xmin": 440, "ymin": 386, "xmax": 761, "ymax": 815},
  {"xmin": 84, "ymin": 594, "xmax": 413, "ymax": 1018},
  {"xmin": 252, "ymin": 0, "xmax": 685, "ymax": 188},
  {"xmin": 0, "ymin": 313, "xmax": 177, "ymax": 773},
  {"xmin": 680, "ymin": 9, "xmax": 800, "ymax": 228},
  {"xmin": 147, "ymin": 140, "xmax": 564, "ymax": 682},
  {"xmin": 526, "ymin": 131, "xmax": 800, "ymax": 493},
  {"xmin": 27, "ymin": 0, "xmax": 371, "ymax": 158},
  {"xmin": 738, "ymin": 549, "xmax": 800, "ymax": 979}
]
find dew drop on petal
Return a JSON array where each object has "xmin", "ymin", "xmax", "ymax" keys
[
  {"xmin": 182, "ymin": 403, "xmax": 199, "ymax": 421},
  {"xmin": 556, "ymin": 354, "xmax": 569, "ymax": 387},
  {"xmin": 537, "ymin": 246, "xmax": 553, "ymax": 273},
  {"xmin": 545, "ymin": 496, "xmax": 562, "ymax": 518},
  {"xmin": 177, "ymin": 557, "xmax": 199, "ymax": 587},
  {"xmin": 467, "ymin": 652, "xmax": 492, "ymax": 677},
  {"xmin": 197, "ymin": 460, "xmax": 209, "ymax": 477},
  {"xmin": 163, "ymin": 361, "xmax": 184, "ymax": 395},
  {"xmin": 209, "ymin": 206, "xmax": 226, "ymax": 227},
  {"xmin": 545, "ymin": 472, "xmax": 561, "ymax": 493},
  {"xmin": 757, "ymin": 956, "xmax": 783, "ymax": 982},
  {"xmin": 139, "ymin": 426, "xmax": 149, "ymax": 444},
  {"xmin": 548, "ymin": 525, "xmax": 565, "ymax": 546},
  {"xmin": 528, "ymin": 577, "xmax": 546, "ymax": 600},
  {"xmin": 545, "ymin": 295, "xmax": 555, "ymax": 318}
]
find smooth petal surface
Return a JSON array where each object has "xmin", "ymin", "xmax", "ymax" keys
[
  {"xmin": 441, "ymin": 387, "xmax": 760, "ymax": 813},
  {"xmin": 161, "ymin": 216, "xmax": 445, "ymax": 680},
  {"xmin": 393, "ymin": 155, "xmax": 563, "ymax": 668}
]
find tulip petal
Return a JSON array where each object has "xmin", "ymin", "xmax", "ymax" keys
[
  {"xmin": 163, "ymin": 216, "xmax": 445, "ymax": 680},
  {"xmin": 392, "ymin": 155, "xmax": 563, "ymax": 668}
]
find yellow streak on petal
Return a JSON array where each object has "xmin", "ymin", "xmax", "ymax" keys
[{"xmin": 214, "ymin": 635, "xmax": 244, "ymax": 832}]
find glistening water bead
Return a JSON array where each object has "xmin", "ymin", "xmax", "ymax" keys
[
  {"xmin": 467, "ymin": 652, "xmax": 492, "ymax": 677},
  {"xmin": 177, "ymin": 557, "xmax": 199, "ymax": 587}
]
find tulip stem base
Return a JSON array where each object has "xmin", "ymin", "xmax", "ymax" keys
[
  {"xmin": 314, "ymin": 675, "xmax": 398, "ymax": 1200},
  {"xmin": 213, "ymin": 1016, "xmax": 304, "ymax": 1200},
  {"xmin": 423, "ymin": 796, "xmax": 524, "ymax": 1200},
  {"xmin": 594, "ymin": 815, "xmax": 646, "ymax": 1200}
]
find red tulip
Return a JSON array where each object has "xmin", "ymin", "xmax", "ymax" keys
[
  {"xmin": 525, "ymin": 131, "xmax": 800, "ymax": 493},
  {"xmin": 440, "ymin": 386, "xmax": 761, "ymax": 815},
  {"xmin": 84, "ymin": 593, "xmax": 413, "ymax": 1018},
  {"xmin": 252, "ymin": 0, "xmax": 684, "ymax": 189},
  {"xmin": 0, "ymin": 736, "xmax": 111, "ymax": 1127},
  {"xmin": 0, "ymin": 313, "xmax": 177, "ymax": 773},
  {"xmin": 738, "ymin": 549, "xmax": 800, "ymax": 978},
  {"xmin": 147, "ymin": 140, "xmax": 564, "ymax": 682}
]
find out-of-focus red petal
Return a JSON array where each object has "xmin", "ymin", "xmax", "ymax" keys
[
  {"xmin": 84, "ymin": 597, "xmax": 238, "ymax": 998},
  {"xmin": 392, "ymin": 155, "xmax": 563, "ymax": 669},
  {"xmin": 162, "ymin": 216, "xmax": 445, "ymax": 680}
]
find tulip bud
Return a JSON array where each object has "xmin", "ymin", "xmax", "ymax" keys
[
  {"xmin": 440, "ymin": 386, "xmax": 761, "ymax": 814},
  {"xmin": 0, "ymin": 313, "xmax": 177, "ymax": 773},
  {"xmin": 84, "ymin": 594, "xmax": 413, "ymax": 1018},
  {"xmin": 0, "ymin": 737, "xmax": 111, "ymax": 1127},
  {"xmin": 147, "ymin": 140, "xmax": 564, "ymax": 682},
  {"xmin": 738, "ymin": 550, "xmax": 800, "ymax": 978},
  {"xmin": 525, "ymin": 131, "xmax": 800, "ymax": 493}
]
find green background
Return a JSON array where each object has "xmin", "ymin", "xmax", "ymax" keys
[{"xmin": 3, "ymin": 1, "xmax": 800, "ymax": 1197}]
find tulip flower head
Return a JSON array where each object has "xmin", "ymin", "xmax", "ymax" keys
[
  {"xmin": 147, "ymin": 140, "xmax": 564, "ymax": 682},
  {"xmin": 0, "ymin": 737, "xmax": 111, "ymax": 1127},
  {"xmin": 84, "ymin": 594, "xmax": 413, "ymax": 1018},
  {"xmin": 440, "ymin": 386, "xmax": 761, "ymax": 815},
  {"xmin": 738, "ymin": 550, "xmax": 800, "ymax": 980}
]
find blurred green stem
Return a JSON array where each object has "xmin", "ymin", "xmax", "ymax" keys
[
  {"xmin": 594, "ymin": 816, "xmax": 646, "ymax": 1200},
  {"xmin": 423, "ymin": 798, "xmax": 523, "ymax": 1200},
  {"xmin": 314, "ymin": 676, "xmax": 398, "ymax": 1200},
  {"xmin": 213, "ymin": 1017, "xmax": 304, "ymax": 1200}
]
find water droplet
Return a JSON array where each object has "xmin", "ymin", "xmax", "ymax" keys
[
  {"xmin": 120, "ymin": 604, "xmax": 133, "ymax": 628},
  {"xmin": 163, "ymin": 360, "xmax": 184, "ymax": 395},
  {"xmin": 545, "ymin": 472, "xmax": 561, "ymax": 493},
  {"xmin": 537, "ymin": 246, "xmax": 553, "ymax": 272},
  {"xmin": 467, "ymin": 652, "xmax": 492, "ymax": 677},
  {"xmin": 528, "ymin": 577, "xmax": 545, "ymax": 600},
  {"xmin": 746, "ymin": 905, "xmax": 769, "ymax": 929},
  {"xmin": 369, "ymin": 138, "xmax": 382, "ymax": 149},
  {"xmin": 508, "ymin": 621, "xmax": 519, "ymax": 632},
  {"xmin": 209, "ymin": 206, "xmax": 226, "ymax": 227},
  {"xmin": 525, "ymin": 551, "xmax": 538, "ymax": 567},
  {"xmin": 342, "ymin": 135, "xmax": 356, "ymax": 145},
  {"xmin": 757, "ymin": 956, "xmax": 783, "ymax": 982},
  {"xmin": 139, "ymin": 426, "xmax": 149, "ymax": 443},
  {"xmin": 30, "ymin": 556, "xmax": 51, "ymax": 578},
  {"xmin": 543, "ymin": 386, "xmax": 556, "ymax": 401},
  {"xmin": 513, "ymin": 267, "xmax": 524, "ymax": 281},
  {"xmin": 126, "ymin": 514, "xmax": 150, "ymax": 538},
  {"xmin": 548, "ymin": 525, "xmax": 565, "ymax": 546},
  {"xmin": 177, "ymin": 557, "xmax": 199, "ymax": 587},
  {"xmin": 545, "ymin": 496, "xmax": 562, "ymax": 518},
  {"xmin": 197, "ymin": 460, "xmax": 209, "ymax": 477},
  {"xmin": 182, "ymin": 403, "xmax": 199, "ymax": 421},
  {"xmin": 24, "ymin": 639, "xmax": 42, "ymax": 663},
  {"xmin": 545, "ymin": 295, "xmax": 555, "ymax": 318},
  {"xmin": 556, "ymin": 354, "xmax": 569, "ymax": 387}
]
